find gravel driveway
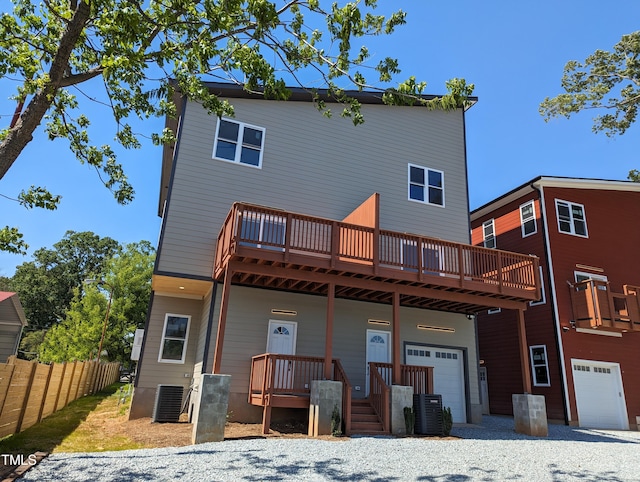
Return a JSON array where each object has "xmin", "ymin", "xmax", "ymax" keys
[{"xmin": 20, "ymin": 416, "xmax": 640, "ymax": 481}]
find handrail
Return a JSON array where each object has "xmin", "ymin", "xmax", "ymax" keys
[
  {"xmin": 369, "ymin": 363, "xmax": 390, "ymax": 433},
  {"xmin": 333, "ymin": 359, "xmax": 352, "ymax": 435},
  {"xmin": 216, "ymin": 202, "xmax": 539, "ymax": 296},
  {"xmin": 372, "ymin": 362, "xmax": 434, "ymax": 395}
]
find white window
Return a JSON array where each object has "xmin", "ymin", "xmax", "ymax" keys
[
  {"xmin": 555, "ymin": 200, "xmax": 587, "ymax": 237},
  {"xmin": 158, "ymin": 314, "xmax": 191, "ymax": 363},
  {"xmin": 408, "ymin": 164, "xmax": 444, "ymax": 207},
  {"xmin": 483, "ymin": 219, "xmax": 496, "ymax": 248},
  {"xmin": 530, "ymin": 266, "xmax": 546, "ymax": 306},
  {"xmin": 529, "ymin": 345, "xmax": 550, "ymax": 386},
  {"xmin": 575, "ymin": 271, "xmax": 608, "ymax": 291},
  {"xmin": 520, "ymin": 201, "xmax": 537, "ymax": 237},
  {"xmin": 213, "ymin": 118, "xmax": 265, "ymax": 168}
]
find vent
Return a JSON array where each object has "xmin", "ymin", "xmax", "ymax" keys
[
  {"xmin": 413, "ymin": 394, "xmax": 443, "ymax": 436},
  {"xmin": 152, "ymin": 384, "xmax": 184, "ymax": 422}
]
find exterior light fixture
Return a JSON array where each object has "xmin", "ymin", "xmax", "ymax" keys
[
  {"xmin": 367, "ymin": 319, "xmax": 390, "ymax": 326},
  {"xmin": 416, "ymin": 324, "xmax": 455, "ymax": 333},
  {"xmin": 271, "ymin": 309, "xmax": 297, "ymax": 316}
]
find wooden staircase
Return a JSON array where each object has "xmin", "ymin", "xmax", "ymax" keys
[{"xmin": 350, "ymin": 398, "xmax": 388, "ymax": 435}]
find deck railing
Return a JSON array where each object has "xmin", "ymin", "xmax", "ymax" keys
[
  {"xmin": 249, "ymin": 354, "xmax": 353, "ymax": 413},
  {"xmin": 369, "ymin": 366, "xmax": 390, "ymax": 434},
  {"xmin": 370, "ymin": 362, "xmax": 434, "ymax": 395},
  {"xmin": 569, "ymin": 280, "xmax": 640, "ymax": 331},
  {"xmin": 333, "ymin": 359, "xmax": 352, "ymax": 435},
  {"xmin": 215, "ymin": 203, "xmax": 539, "ymax": 297}
]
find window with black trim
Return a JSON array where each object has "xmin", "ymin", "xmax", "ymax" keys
[
  {"xmin": 408, "ymin": 164, "xmax": 444, "ymax": 207},
  {"xmin": 483, "ymin": 219, "xmax": 496, "ymax": 248},
  {"xmin": 555, "ymin": 199, "xmax": 587, "ymax": 237},
  {"xmin": 520, "ymin": 201, "xmax": 537, "ymax": 237},
  {"xmin": 213, "ymin": 119, "xmax": 265, "ymax": 167},
  {"xmin": 530, "ymin": 345, "xmax": 550, "ymax": 386},
  {"xmin": 159, "ymin": 314, "xmax": 191, "ymax": 363}
]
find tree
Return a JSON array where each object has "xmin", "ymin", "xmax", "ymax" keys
[
  {"xmin": 38, "ymin": 240, "xmax": 154, "ymax": 363},
  {"xmin": 0, "ymin": 0, "xmax": 473, "ymax": 252},
  {"xmin": 540, "ymin": 31, "xmax": 640, "ymax": 180},
  {"xmin": 11, "ymin": 230, "xmax": 119, "ymax": 330}
]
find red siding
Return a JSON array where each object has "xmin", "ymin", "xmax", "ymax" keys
[
  {"xmin": 474, "ymin": 184, "xmax": 640, "ymax": 427},
  {"xmin": 543, "ymin": 186, "xmax": 640, "ymax": 426}
]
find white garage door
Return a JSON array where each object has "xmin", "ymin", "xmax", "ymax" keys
[
  {"xmin": 406, "ymin": 345, "xmax": 466, "ymax": 423},
  {"xmin": 571, "ymin": 359, "xmax": 628, "ymax": 430}
]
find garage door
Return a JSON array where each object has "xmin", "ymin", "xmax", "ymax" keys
[
  {"xmin": 406, "ymin": 345, "xmax": 466, "ymax": 423},
  {"xmin": 571, "ymin": 359, "xmax": 628, "ymax": 430}
]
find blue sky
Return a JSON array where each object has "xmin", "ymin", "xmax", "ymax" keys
[{"xmin": 1, "ymin": 1, "xmax": 639, "ymax": 276}]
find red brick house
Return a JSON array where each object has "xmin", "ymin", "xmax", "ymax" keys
[{"xmin": 471, "ymin": 176, "xmax": 640, "ymax": 430}]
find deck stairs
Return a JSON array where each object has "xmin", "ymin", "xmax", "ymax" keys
[{"xmin": 350, "ymin": 398, "xmax": 388, "ymax": 435}]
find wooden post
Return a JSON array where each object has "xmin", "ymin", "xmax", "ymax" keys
[
  {"xmin": 392, "ymin": 291, "xmax": 401, "ymax": 385},
  {"xmin": 36, "ymin": 363, "xmax": 54, "ymax": 423},
  {"xmin": 324, "ymin": 283, "xmax": 335, "ymax": 380},
  {"xmin": 16, "ymin": 360, "xmax": 38, "ymax": 433},
  {"xmin": 516, "ymin": 309, "xmax": 532, "ymax": 393},
  {"xmin": 212, "ymin": 267, "xmax": 232, "ymax": 374}
]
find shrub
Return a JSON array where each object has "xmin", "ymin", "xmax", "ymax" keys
[
  {"xmin": 331, "ymin": 405, "xmax": 342, "ymax": 436},
  {"xmin": 442, "ymin": 406, "xmax": 453, "ymax": 436}
]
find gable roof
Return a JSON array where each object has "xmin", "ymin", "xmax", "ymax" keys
[
  {"xmin": 471, "ymin": 176, "xmax": 640, "ymax": 220},
  {"xmin": 0, "ymin": 292, "xmax": 28, "ymax": 327}
]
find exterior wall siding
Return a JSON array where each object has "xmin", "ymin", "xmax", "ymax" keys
[
  {"xmin": 213, "ymin": 285, "xmax": 478, "ymax": 421},
  {"xmin": 472, "ymin": 182, "xmax": 640, "ymax": 427},
  {"xmin": 158, "ymin": 98, "xmax": 470, "ymax": 278},
  {"xmin": 472, "ymin": 192, "xmax": 566, "ymax": 420},
  {"xmin": 542, "ymin": 186, "xmax": 640, "ymax": 426},
  {"xmin": 135, "ymin": 295, "xmax": 203, "ymax": 396}
]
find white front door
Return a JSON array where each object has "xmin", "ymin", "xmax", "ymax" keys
[
  {"xmin": 572, "ymin": 359, "xmax": 628, "ymax": 430},
  {"xmin": 365, "ymin": 329, "xmax": 391, "ymax": 394},
  {"xmin": 267, "ymin": 320, "xmax": 297, "ymax": 389},
  {"xmin": 406, "ymin": 344, "xmax": 467, "ymax": 423}
]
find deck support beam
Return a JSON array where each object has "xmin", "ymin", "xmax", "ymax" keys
[
  {"xmin": 392, "ymin": 291, "xmax": 401, "ymax": 385},
  {"xmin": 516, "ymin": 308, "xmax": 532, "ymax": 393},
  {"xmin": 324, "ymin": 283, "xmax": 335, "ymax": 380},
  {"xmin": 213, "ymin": 267, "xmax": 232, "ymax": 374}
]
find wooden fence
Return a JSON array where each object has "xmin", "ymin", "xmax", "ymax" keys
[{"xmin": 0, "ymin": 356, "xmax": 120, "ymax": 438}]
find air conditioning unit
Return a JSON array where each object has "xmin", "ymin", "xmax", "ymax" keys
[
  {"xmin": 413, "ymin": 393, "xmax": 443, "ymax": 436},
  {"xmin": 152, "ymin": 384, "xmax": 184, "ymax": 423}
]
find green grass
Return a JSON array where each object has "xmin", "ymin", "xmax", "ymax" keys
[{"xmin": 0, "ymin": 383, "xmax": 143, "ymax": 454}]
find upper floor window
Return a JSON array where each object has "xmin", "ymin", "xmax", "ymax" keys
[
  {"xmin": 530, "ymin": 345, "xmax": 550, "ymax": 386},
  {"xmin": 483, "ymin": 219, "xmax": 496, "ymax": 248},
  {"xmin": 520, "ymin": 201, "xmax": 537, "ymax": 237},
  {"xmin": 213, "ymin": 119, "xmax": 265, "ymax": 168},
  {"xmin": 408, "ymin": 164, "xmax": 444, "ymax": 207},
  {"xmin": 158, "ymin": 314, "xmax": 191, "ymax": 363},
  {"xmin": 555, "ymin": 200, "xmax": 587, "ymax": 237}
]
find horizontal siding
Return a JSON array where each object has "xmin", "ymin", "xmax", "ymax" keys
[
  {"xmin": 215, "ymin": 286, "xmax": 478, "ymax": 406},
  {"xmin": 158, "ymin": 98, "xmax": 470, "ymax": 277},
  {"xmin": 0, "ymin": 327, "xmax": 19, "ymax": 362},
  {"xmin": 136, "ymin": 295, "xmax": 204, "ymax": 393}
]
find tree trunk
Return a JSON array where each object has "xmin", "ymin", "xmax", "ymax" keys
[{"xmin": 0, "ymin": 0, "xmax": 92, "ymax": 181}]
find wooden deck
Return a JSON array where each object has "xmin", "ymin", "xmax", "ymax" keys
[
  {"xmin": 214, "ymin": 202, "xmax": 540, "ymax": 314},
  {"xmin": 569, "ymin": 280, "xmax": 640, "ymax": 332},
  {"xmin": 249, "ymin": 354, "xmax": 434, "ymax": 435}
]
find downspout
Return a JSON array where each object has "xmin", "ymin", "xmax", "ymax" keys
[{"xmin": 532, "ymin": 181, "xmax": 571, "ymax": 424}]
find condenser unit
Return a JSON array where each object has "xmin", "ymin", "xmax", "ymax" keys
[
  {"xmin": 413, "ymin": 393, "xmax": 443, "ymax": 436},
  {"xmin": 152, "ymin": 384, "xmax": 184, "ymax": 423}
]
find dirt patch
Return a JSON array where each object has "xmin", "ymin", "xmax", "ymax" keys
[{"xmin": 120, "ymin": 416, "xmax": 340, "ymax": 447}]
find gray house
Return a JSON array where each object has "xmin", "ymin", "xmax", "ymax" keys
[
  {"xmin": 130, "ymin": 84, "xmax": 540, "ymax": 434},
  {"xmin": 0, "ymin": 292, "xmax": 27, "ymax": 362}
]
